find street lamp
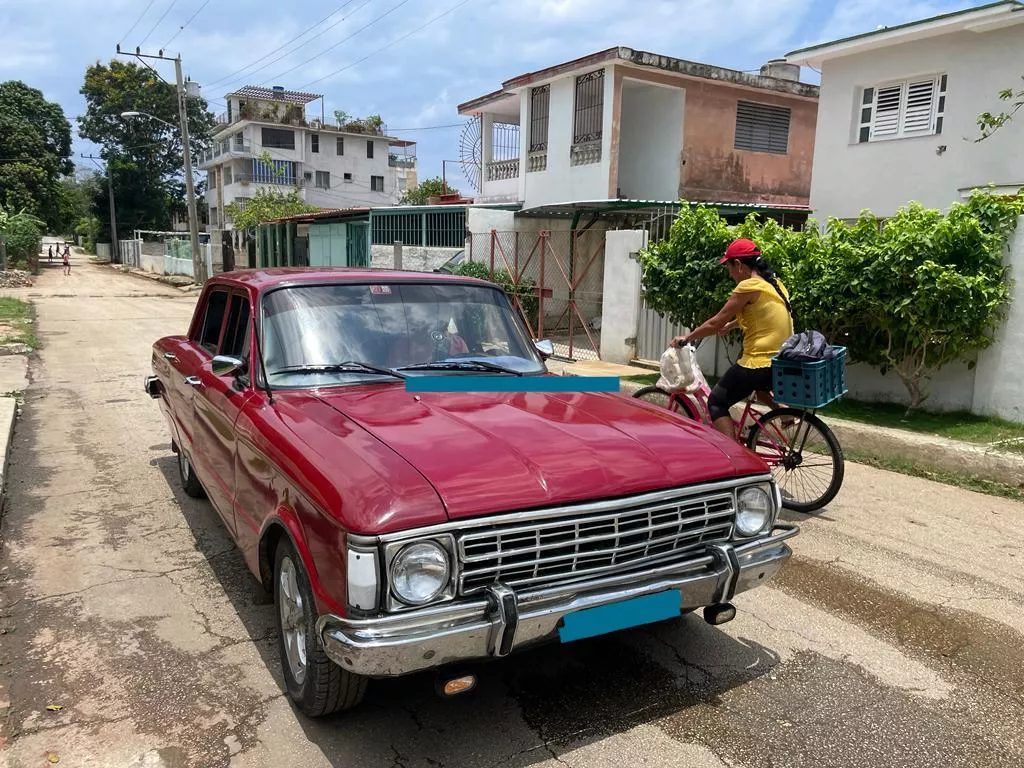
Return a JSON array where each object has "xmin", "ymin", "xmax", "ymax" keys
[{"xmin": 121, "ymin": 106, "xmax": 204, "ymax": 283}]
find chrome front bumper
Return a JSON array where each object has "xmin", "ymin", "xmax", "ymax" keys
[{"xmin": 316, "ymin": 524, "xmax": 799, "ymax": 678}]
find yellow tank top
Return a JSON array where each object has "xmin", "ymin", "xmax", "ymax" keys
[{"xmin": 733, "ymin": 276, "xmax": 794, "ymax": 369}]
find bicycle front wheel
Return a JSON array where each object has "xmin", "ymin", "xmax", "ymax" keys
[
  {"xmin": 632, "ymin": 386, "xmax": 700, "ymax": 420},
  {"xmin": 746, "ymin": 407, "xmax": 845, "ymax": 513}
]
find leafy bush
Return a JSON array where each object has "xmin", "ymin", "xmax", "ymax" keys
[
  {"xmin": 0, "ymin": 205, "xmax": 44, "ymax": 271},
  {"xmin": 639, "ymin": 190, "xmax": 1024, "ymax": 409},
  {"xmin": 75, "ymin": 215, "xmax": 100, "ymax": 254}
]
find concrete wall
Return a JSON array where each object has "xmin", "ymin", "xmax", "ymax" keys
[
  {"xmin": 808, "ymin": 23, "xmax": 1024, "ymax": 219},
  {"xmin": 973, "ymin": 217, "xmax": 1024, "ymax": 421},
  {"xmin": 371, "ymin": 245, "xmax": 460, "ymax": 272},
  {"xmin": 616, "ymin": 80, "xmax": 684, "ymax": 200},
  {"xmin": 845, "ymin": 360, "xmax": 976, "ymax": 413},
  {"xmin": 600, "ymin": 230, "xmax": 648, "ymax": 363},
  {"xmin": 671, "ymin": 74, "xmax": 817, "ymax": 206},
  {"xmin": 522, "ymin": 65, "xmax": 615, "ymax": 207}
]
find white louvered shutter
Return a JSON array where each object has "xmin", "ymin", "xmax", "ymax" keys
[
  {"xmin": 871, "ymin": 84, "xmax": 902, "ymax": 139},
  {"xmin": 902, "ymin": 79, "xmax": 936, "ymax": 135}
]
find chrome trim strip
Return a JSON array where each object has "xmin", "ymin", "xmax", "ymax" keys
[{"xmin": 347, "ymin": 474, "xmax": 775, "ymax": 546}]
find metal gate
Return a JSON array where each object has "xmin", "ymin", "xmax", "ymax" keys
[
  {"xmin": 471, "ymin": 229, "xmax": 604, "ymax": 361},
  {"xmin": 636, "ymin": 295, "xmax": 688, "ymax": 362}
]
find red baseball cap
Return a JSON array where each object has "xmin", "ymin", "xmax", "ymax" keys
[{"xmin": 719, "ymin": 238, "xmax": 761, "ymax": 264}]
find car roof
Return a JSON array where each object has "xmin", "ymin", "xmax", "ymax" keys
[{"xmin": 208, "ymin": 267, "xmax": 493, "ymax": 292}]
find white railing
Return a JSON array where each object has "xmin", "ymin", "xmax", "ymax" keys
[
  {"xmin": 486, "ymin": 159, "xmax": 520, "ymax": 181},
  {"xmin": 118, "ymin": 238, "xmax": 143, "ymax": 268}
]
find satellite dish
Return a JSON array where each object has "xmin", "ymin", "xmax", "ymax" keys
[{"xmin": 458, "ymin": 117, "xmax": 482, "ymax": 193}]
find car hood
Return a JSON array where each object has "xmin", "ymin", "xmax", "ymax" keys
[{"xmin": 312, "ymin": 385, "xmax": 767, "ymax": 520}]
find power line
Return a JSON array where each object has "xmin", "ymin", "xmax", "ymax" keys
[
  {"xmin": 217, "ymin": 0, "xmax": 375, "ymax": 91},
  {"xmin": 262, "ymin": 0, "xmax": 414, "ymax": 86},
  {"xmin": 139, "ymin": 0, "xmax": 179, "ymax": 47},
  {"xmin": 388, "ymin": 122, "xmax": 463, "ymax": 131},
  {"xmin": 300, "ymin": 0, "xmax": 473, "ymax": 89},
  {"xmin": 203, "ymin": 0, "xmax": 363, "ymax": 89},
  {"xmin": 118, "ymin": 0, "xmax": 158, "ymax": 46},
  {"xmin": 162, "ymin": 0, "xmax": 212, "ymax": 49}
]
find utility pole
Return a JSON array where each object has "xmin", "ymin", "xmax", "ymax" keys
[
  {"xmin": 82, "ymin": 154, "xmax": 118, "ymax": 263},
  {"xmin": 116, "ymin": 45, "xmax": 206, "ymax": 283}
]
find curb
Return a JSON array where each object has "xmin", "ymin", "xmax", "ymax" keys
[
  {"xmin": 105, "ymin": 264, "xmax": 197, "ymax": 291},
  {"xmin": 0, "ymin": 395, "xmax": 16, "ymax": 763}
]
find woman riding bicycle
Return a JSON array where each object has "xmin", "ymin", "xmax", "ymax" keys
[{"xmin": 672, "ymin": 237, "xmax": 793, "ymax": 440}]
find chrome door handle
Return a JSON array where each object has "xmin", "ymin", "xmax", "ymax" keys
[
  {"xmin": 184, "ymin": 376, "xmax": 201, "ymax": 386},
  {"xmin": 164, "ymin": 352, "xmax": 177, "ymax": 360}
]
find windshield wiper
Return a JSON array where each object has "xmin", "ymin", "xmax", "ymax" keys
[
  {"xmin": 272, "ymin": 361, "xmax": 407, "ymax": 379},
  {"xmin": 396, "ymin": 360, "xmax": 524, "ymax": 376}
]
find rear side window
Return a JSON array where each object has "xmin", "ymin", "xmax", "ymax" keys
[
  {"xmin": 197, "ymin": 289, "xmax": 229, "ymax": 354},
  {"xmin": 221, "ymin": 294, "xmax": 251, "ymax": 359}
]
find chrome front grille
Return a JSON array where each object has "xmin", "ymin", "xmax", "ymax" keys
[{"xmin": 456, "ymin": 491, "xmax": 735, "ymax": 596}]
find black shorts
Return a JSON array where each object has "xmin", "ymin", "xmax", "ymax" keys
[{"xmin": 707, "ymin": 363, "xmax": 773, "ymax": 421}]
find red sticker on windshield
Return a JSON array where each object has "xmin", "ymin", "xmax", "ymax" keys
[{"xmin": 370, "ymin": 285, "xmax": 392, "ymax": 295}]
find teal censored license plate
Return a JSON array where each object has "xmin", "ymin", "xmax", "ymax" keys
[{"xmin": 558, "ymin": 591, "xmax": 682, "ymax": 643}]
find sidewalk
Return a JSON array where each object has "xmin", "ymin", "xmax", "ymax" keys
[
  {"xmin": 102, "ymin": 263, "xmax": 201, "ymax": 292},
  {"xmin": 549, "ymin": 357, "xmax": 1024, "ymax": 489}
]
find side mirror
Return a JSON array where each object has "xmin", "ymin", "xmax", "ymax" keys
[
  {"xmin": 211, "ymin": 355, "xmax": 245, "ymax": 377},
  {"xmin": 534, "ymin": 339, "xmax": 554, "ymax": 359}
]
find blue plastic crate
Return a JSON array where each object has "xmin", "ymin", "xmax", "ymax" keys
[{"xmin": 771, "ymin": 346, "xmax": 848, "ymax": 409}]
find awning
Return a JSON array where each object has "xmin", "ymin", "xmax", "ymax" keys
[{"xmin": 514, "ymin": 199, "xmax": 811, "ymax": 219}]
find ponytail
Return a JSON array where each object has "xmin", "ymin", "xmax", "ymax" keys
[{"xmin": 738, "ymin": 256, "xmax": 793, "ymax": 318}]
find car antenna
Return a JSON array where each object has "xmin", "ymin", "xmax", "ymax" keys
[{"xmin": 251, "ymin": 316, "xmax": 274, "ymax": 405}]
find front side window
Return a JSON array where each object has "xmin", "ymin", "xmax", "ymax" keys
[
  {"xmin": 336, "ymin": 136, "xmax": 344, "ymax": 155},
  {"xmin": 196, "ymin": 289, "xmax": 229, "ymax": 354},
  {"xmin": 259, "ymin": 282, "xmax": 545, "ymax": 388},
  {"xmin": 315, "ymin": 170, "xmax": 331, "ymax": 189},
  {"xmin": 371, "ymin": 175, "xmax": 384, "ymax": 192},
  {"xmin": 221, "ymin": 293, "xmax": 251, "ymax": 360},
  {"xmin": 573, "ymin": 69, "xmax": 605, "ymax": 143},
  {"xmin": 311, "ymin": 134, "xmax": 320, "ymax": 153},
  {"xmin": 857, "ymin": 74, "xmax": 947, "ymax": 143},
  {"xmin": 261, "ymin": 127, "xmax": 295, "ymax": 150},
  {"xmin": 366, "ymin": 140, "xmax": 374, "ymax": 159},
  {"xmin": 734, "ymin": 100, "xmax": 791, "ymax": 154}
]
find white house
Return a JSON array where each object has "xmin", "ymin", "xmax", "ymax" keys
[
  {"xmin": 199, "ymin": 85, "xmax": 418, "ymax": 231},
  {"xmin": 786, "ymin": 0, "xmax": 1024, "ymax": 219}
]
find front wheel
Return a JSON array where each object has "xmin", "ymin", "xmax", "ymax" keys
[
  {"xmin": 632, "ymin": 385, "xmax": 700, "ymax": 420},
  {"xmin": 746, "ymin": 408, "xmax": 844, "ymax": 513},
  {"xmin": 274, "ymin": 540, "xmax": 368, "ymax": 716},
  {"xmin": 176, "ymin": 444, "xmax": 206, "ymax": 499}
]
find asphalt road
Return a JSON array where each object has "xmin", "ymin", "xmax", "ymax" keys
[{"xmin": 1, "ymin": 254, "xmax": 1023, "ymax": 768}]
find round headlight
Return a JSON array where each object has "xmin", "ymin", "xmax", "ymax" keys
[
  {"xmin": 391, "ymin": 541, "xmax": 450, "ymax": 605},
  {"xmin": 736, "ymin": 487, "xmax": 773, "ymax": 536}
]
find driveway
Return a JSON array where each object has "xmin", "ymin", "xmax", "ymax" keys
[{"xmin": 1, "ymin": 256, "xmax": 1022, "ymax": 767}]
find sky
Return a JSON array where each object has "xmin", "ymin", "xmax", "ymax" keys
[{"xmin": 0, "ymin": 0, "xmax": 988, "ymax": 196}]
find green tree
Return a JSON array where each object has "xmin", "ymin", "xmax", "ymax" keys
[
  {"xmin": 52, "ymin": 171, "xmax": 102, "ymax": 237},
  {"xmin": 976, "ymin": 75, "xmax": 1023, "ymax": 140},
  {"xmin": 639, "ymin": 191, "xmax": 1023, "ymax": 410},
  {"xmin": 0, "ymin": 81, "xmax": 73, "ymax": 229},
  {"xmin": 78, "ymin": 60, "xmax": 215, "ymax": 237},
  {"xmin": 453, "ymin": 260, "xmax": 540, "ymax": 331},
  {"xmin": 0, "ymin": 205, "xmax": 44, "ymax": 271},
  {"xmin": 224, "ymin": 187, "xmax": 318, "ymax": 233},
  {"xmin": 400, "ymin": 176, "xmax": 459, "ymax": 206}
]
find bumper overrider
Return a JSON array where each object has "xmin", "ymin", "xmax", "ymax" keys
[{"xmin": 316, "ymin": 522, "xmax": 799, "ymax": 678}]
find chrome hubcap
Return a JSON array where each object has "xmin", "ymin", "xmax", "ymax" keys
[{"xmin": 278, "ymin": 557, "xmax": 307, "ymax": 685}]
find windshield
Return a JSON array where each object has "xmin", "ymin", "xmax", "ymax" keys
[{"xmin": 260, "ymin": 281, "xmax": 546, "ymax": 388}]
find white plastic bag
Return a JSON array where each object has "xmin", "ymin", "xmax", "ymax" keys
[{"xmin": 656, "ymin": 343, "xmax": 708, "ymax": 394}]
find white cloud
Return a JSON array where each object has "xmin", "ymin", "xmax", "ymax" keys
[{"xmin": 0, "ymin": 38, "xmax": 56, "ymax": 73}]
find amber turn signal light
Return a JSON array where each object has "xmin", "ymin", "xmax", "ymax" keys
[{"xmin": 441, "ymin": 675, "xmax": 477, "ymax": 696}]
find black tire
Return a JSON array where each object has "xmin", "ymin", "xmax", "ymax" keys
[
  {"xmin": 632, "ymin": 385, "xmax": 700, "ymax": 420},
  {"xmin": 177, "ymin": 443, "xmax": 206, "ymax": 499},
  {"xmin": 274, "ymin": 539, "xmax": 368, "ymax": 716},
  {"xmin": 746, "ymin": 408, "xmax": 845, "ymax": 513}
]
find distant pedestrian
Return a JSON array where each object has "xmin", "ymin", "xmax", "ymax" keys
[
  {"xmin": 62, "ymin": 248, "xmax": 71, "ymax": 276},
  {"xmin": 48, "ymin": 244, "xmax": 53, "ymax": 262}
]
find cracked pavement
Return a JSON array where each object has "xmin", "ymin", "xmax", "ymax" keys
[{"xmin": 1, "ymin": 258, "xmax": 1023, "ymax": 767}]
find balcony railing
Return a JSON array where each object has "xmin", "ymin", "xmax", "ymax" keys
[
  {"xmin": 388, "ymin": 153, "xmax": 417, "ymax": 168},
  {"xmin": 200, "ymin": 140, "xmax": 253, "ymax": 166},
  {"xmin": 486, "ymin": 159, "xmax": 520, "ymax": 181},
  {"xmin": 234, "ymin": 172, "xmax": 305, "ymax": 187}
]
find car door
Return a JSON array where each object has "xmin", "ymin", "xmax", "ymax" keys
[
  {"xmin": 167, "ymin": 287, "xmax": 230, "ymax": 466},
  {"xmin": 192, "ymin": 289, "xmax": 255, "ymax": 535}
]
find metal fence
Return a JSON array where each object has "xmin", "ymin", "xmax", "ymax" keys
[
  {"xmin": 636, "ymin": 295, "xmax": 688, "ymax": 362},
  {"xmin": 467, "ymin": 228, "xmax": 604, "ymax": 361}
]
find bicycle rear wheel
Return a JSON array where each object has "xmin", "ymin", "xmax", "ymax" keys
[
  {"xmin": 632, "ymin": 386, "xmax": 700, "ymax": 420},
  {"xmin": 746, "ymin": 407, "xmax": 844, "ymax": 513}
]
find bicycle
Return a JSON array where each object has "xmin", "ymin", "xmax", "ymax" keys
[{"xmin": 633, "ymin": 341, "xmax": 845, "ymax": 513}]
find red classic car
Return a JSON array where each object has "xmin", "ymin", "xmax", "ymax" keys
[{"xmin": 144, "ymin": 268, "xmax": 798, "ymax": 716}]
